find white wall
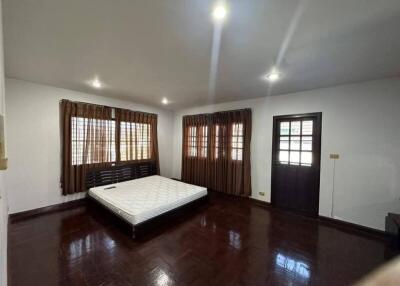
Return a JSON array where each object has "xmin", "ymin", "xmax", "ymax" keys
[
  {"xmin": 5, "ymin": 76, "xmax": 400, "ymax": 231},
  {"xmin": 5, "ymin": 78, "xmax": 174, "ymax": 214},
  {"xmin": 172, "ymin": 78, "xmax": 400, "ymax": 230},
  {"xmin": 0, "ymin": 2, "xmax": 8, "ymax": 285}
]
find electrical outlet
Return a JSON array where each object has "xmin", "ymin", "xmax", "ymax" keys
[
  {"xmin": 259, "ymin": 192, "xmax": 265, "ymax": 196},
  {"xmin": 330, "ymin": 154, "xmax": 339, "ymax": 159}
]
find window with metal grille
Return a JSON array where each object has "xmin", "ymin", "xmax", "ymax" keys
[
  {"xmin": 231, "ymin": 123, "xmax": 243, "ymax": 161},
  {"xmin": 214, "ymin": 124, "xmax": 226, "ymax": 159},
  {"xmin": 120, "ymin": 122, "xmax": 151, "ymax": 161},
  {"xmin": 199, "ymin": 126, "xmax": 208, "ymax": 158},
  {"xmin": 278, "ymin": 120, "xmax": 313, "ymax": 166},
  {"xmin": 71, "ymin": 117, "xmax": 116, "ymax": 165},
  {"xmin": 187, "ymin": 126, "xmax": 208, "ymax": 158},
  {"xmin": 188, "ymin": 126, "xmax": 197, "ymax": 157}
]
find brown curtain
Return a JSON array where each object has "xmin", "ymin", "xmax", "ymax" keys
[
  {"xmin": 60, "ymin": 101, "xmax": 160, "ymax": 195},
  {"xmin": 115, "ymin": 108, "xmax": 160, "ymax": 174},
  {"xmin": 181, "ymin": 114, "xmax": 211, "ymax": 188},
  {"xmin": 60, "ymin": 100, "xmax": 114, "ymax": 195},
  {"xmin": 181, "ymin": 109, "xmax": 252, "ymax": 197}
]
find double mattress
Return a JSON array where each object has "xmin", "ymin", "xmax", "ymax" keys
[{"xmin": 88, "ymin": 175, "xmax": 207, "ymax": 225}]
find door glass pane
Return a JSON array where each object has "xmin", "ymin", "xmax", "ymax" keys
[
  {"xmin": 290, "ymin": 136, "xmax": 300, "ymax": 150},
  {"xmin": 301, "ymin": 151, "xmax": 312, "ymax": 166},
  {"xmin": 302, "ymin": 121, "xmax": 313, "ymax": 135},
  {"xmin": 301, "ymin": 136, "xmax": 312, "ymax": 151},
  {"xmin": 277, "ymin": 118, "xmax": 316, "ymax": 166},
  {"xmin": 280, "ymin": 137, "xmax": 289, "ymax": 150},
  {"xmin": 290, "ymin": 121, "xmax": 301, "ymax": 135},
  {"xmin": 280, "ymin": 122, "xmax": 290, "ymax": 135},
  {"xmin": 290, "ymin": 151, "xmax": 300, "ymax": 165},
  {"xmin": 279, "ymin": 151, "xmax": 289, "ymax": 164}
]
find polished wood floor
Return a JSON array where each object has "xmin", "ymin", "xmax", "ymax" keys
[{"xmin": 9, "ymin": 192, "xmax": 394, "ymax": 286}]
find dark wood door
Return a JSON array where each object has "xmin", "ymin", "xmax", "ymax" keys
[{"xmin": 271, "ymin": 113, "xmax": 322, "ymax": 217}]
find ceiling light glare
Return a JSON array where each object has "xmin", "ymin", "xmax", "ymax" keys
[
  {"xmin": 91, "ymin": 78, "xmax": 103, "ymax": 89},
  {"xmin": 212, "ymin": 4, "xmax": 227, "ymax": 22},
  {"xmin": 161, "ymin": 97, "xmax": 169, "ymax": 105},
  {"xmin": 265, "ymin": 71, "xmax": 281, "ymax": 82}
]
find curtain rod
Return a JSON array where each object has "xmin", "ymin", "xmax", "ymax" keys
[
  {"xmin": 60, "ymin": 99, "xmax": 158, "ymax": 117},
  {"xmin": 182, "ymin": 108, "xmax": 251, "ymax": 118}
]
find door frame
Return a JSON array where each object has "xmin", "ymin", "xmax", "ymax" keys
[{"xmin": 270, "ymin": 112, "xmax": 322, "ymax": 217}]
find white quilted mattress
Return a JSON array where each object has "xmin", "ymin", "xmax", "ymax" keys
[{"xmin": 88, "ymin": 175, "xmax": 207, "ymax": 225}]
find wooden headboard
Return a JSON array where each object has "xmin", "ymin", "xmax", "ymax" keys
[{"xmin": 86, "ymin": 161, "xmax": 157, "ymax": 189}]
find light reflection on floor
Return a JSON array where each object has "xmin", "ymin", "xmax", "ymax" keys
[
  {"xmin": 275, "ymin": 253, "xmax": 311, "ymax": 280},
  {"xmin": 200, "ymin": 216, "xmax": 207, "ymax": 228},
  {"xmin": 67, "ymin": 232, "xmax": 116, "ymax": 260},
  {"xmin": 228, "ymin": 230, "xmax": 242, "ymax": 250},
  {"xmin": 152, "ymin": 267, "xmax": 173, "ymax": 286}
]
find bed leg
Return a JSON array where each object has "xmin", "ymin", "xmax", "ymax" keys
[{"xmin": 132, "ymin": 226, "xmax": 136, "ymax": 239}]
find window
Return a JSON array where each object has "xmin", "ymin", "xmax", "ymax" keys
[
  {"xmin": 71, "ymin": 117, "xmax": 116, "ymax": 165},
  {"xmin": 199, "ymin": 126, "xmax": 208, "ymax": 158},
  {"xmin": 278, "ymin": 120, "xmax": 313, "ymax": 166},
  {"xmin": 188, "ymin": 123, "xmax": 243, "ymax": 161},
  {"xmin": 187, "ymin": 126, "xmax": 208, "ymax": 158},
  {"xmin": 62, "ymin": 100, "xmax": 159, "ymax": 195},
  {"xmin": 188, "ymin": 126, "xmax": 197, "ymax": 157},
  {"xmin": 120, "ymin": 122, "xmax": 151, "ymax": 161},
  {"xmin": 181, "ymin": 109, "xmax": 251, "ymax": 196},
  {"xmin": 71, "ymin": 118, "xmax": 154, "ymax": 165},
  {"xmin": 231, "ymin": 123, "xmax": 243, "ymax": 161},
  {"xmin": 214, "ymin": 125, "xmax": 226, "ymax": 159},
  {"xmin": 215, "ymin": 125, "xmax": 219, "ymax": 159}
]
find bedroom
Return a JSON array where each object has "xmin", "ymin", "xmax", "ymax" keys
[{"xmin": 1, "ymin": 0, "xmax": 400, "ymax": 285}]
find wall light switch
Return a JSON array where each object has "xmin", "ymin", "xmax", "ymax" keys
[
  {"xmin": 330, "ymin": 154, "xmax": 339, "ymax": 159},
  {"xmin": 259, "ymin": 192, "xmax": 265, "ymax": 196}
]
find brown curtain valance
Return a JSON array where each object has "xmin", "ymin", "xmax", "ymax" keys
[
  {"xmin": 60, "ymin": 100, "xmax": 159, "ymax": 195},
  {"xmin": 181, "ymin": 109, "xmax": 252, "ymax": 197}
]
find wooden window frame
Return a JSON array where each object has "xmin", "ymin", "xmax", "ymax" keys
[
  {"xmin": 231, "ymin": 122, "xmax": 244, "ymax": 161},
  {"xmin": 187, "ymin": 126, "xmax": 198, "ymax": 157},
  {"xmin": 119, "ymin": 121, "xmax": 152, "ymax": 162},
  {"xmin": 198, "ymin": 125, "xmax": 208, "ymax": 159},
  {"xmin": 71, "ymin": 116, "xmax": 154, "ymax": 167},
  {"xmin": 71, "ymin": 116, "xmax": 117, "ymax": 166},
  {"xmin": 277, "ymin": 119, "xmax": 314, "ymax": 167}
]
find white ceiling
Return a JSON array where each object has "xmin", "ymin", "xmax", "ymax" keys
[{"xmin": 3, "ymin": 0, "xmax": 400, "ymax": 110}]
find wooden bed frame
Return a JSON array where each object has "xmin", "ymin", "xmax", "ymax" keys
[
  {"xmin": 86, "ymin": 161, "xmax": 158, "ymax": 189},
  {"xmin": 85, "ymin": 161, "xmax": 208, "ymax": 238}
]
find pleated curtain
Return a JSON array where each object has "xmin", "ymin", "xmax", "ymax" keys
[
  {"xmin": 60, "ymin": 100, "xmax": 114, "ymax": 195},
  {"xmin": 60, "ymin": 100, "xmax": 160, "ymax": 195},
  {"xmin": 115, "ymin": 108, "xmax": 160, "ymax": 174},
  {"xmin": 181, "ymin": 109, "xmax": 252, "ymax": 197}
]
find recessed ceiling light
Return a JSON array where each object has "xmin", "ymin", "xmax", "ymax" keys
[
  {"xmin": 91, "ymin": 78, "xmax": 103, "ymax": 89},
  {"xmin": 264, "ymin": 71, "xmax": 281, "ymax": 82},
  {"xmin": 212, "ymin": 4, "xmax": 227, "ymax": 22},
  {"xmin": 161, "ymin": 97, "xmax": 169, "ymax": 105}
]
